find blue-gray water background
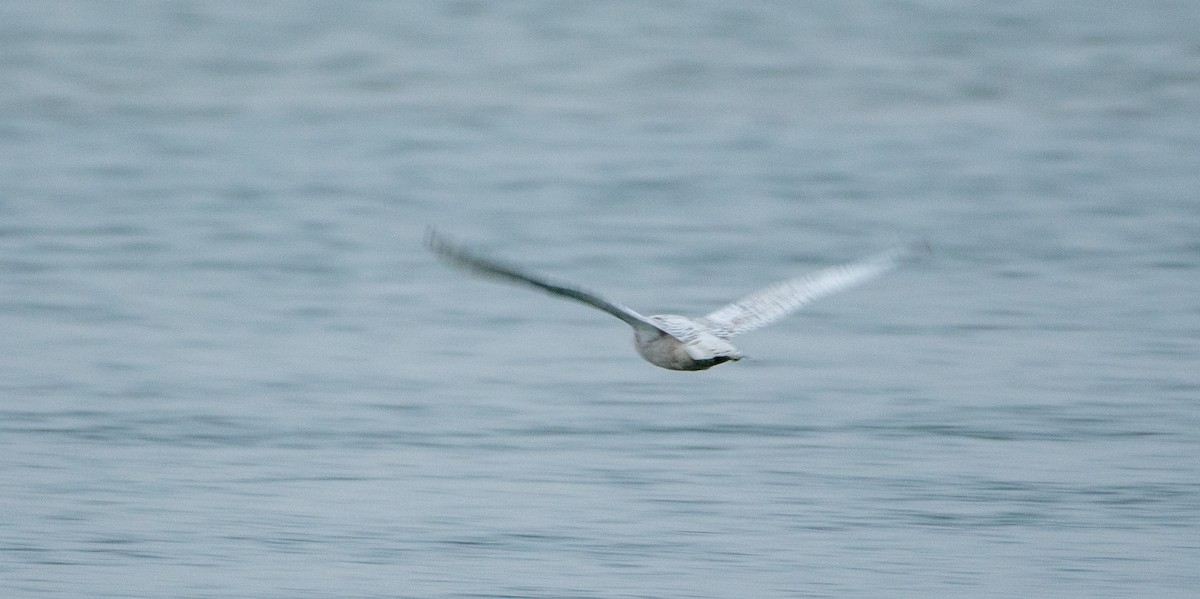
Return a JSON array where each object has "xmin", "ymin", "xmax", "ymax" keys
[{"xmin": 3, "ymin": 2, "xmax": 1199, "ymax": 597}]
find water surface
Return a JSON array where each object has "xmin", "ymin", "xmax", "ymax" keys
[{"xmin": 2, "ymin": 2, "xmax": 1199, "ymax": 597}]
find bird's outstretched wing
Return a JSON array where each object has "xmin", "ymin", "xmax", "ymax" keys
[
  {"xmin": 425, "ymin": 229, "xmax": 666, "ymax": 335},
  {"xmin": 700, "ymin": 242, "xmax": 926, "ymax": 339}
]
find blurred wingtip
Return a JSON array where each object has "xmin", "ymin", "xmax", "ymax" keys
[
  {"xmin": 424, "ymin": 226, "xmax": 457, "ymax": 258},
  {"xmin": 897, "ymin": 239, "xmax": 932, "ymax": 263},
  {"xmin": 423, "ymin": 225, "xmax": 440, "ymax": 249}
]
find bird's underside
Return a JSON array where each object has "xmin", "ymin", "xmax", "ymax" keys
[{"xmin": 426, "ymin": 229, "xmax": 922, "ymax": 371}]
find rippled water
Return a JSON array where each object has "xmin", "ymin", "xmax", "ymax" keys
[{"xmin": 3, "ymin": 2, "xmax": 1199, "ymax": 597}]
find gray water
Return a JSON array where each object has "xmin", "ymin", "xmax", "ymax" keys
[{"xmin": 3, "ymin": 2, "xmax": 1199, "ymax": 597}]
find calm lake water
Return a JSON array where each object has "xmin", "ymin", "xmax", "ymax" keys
[{"xmin": 3, "ymin": 2, "xmax": 1199, "ymax": 597}]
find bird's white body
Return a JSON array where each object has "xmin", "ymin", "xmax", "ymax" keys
[
  {"xmin": 634, "ymin": 315, "xmax": 743, "ymax": 371},
  {"xmin": 426, "ymin": 230, "xmax": 923, "ymax": 371}
]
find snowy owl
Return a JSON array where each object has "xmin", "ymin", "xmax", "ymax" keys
[{"xmin": 426, "ymin": 229, "xmax": 924, "ymax": 371}]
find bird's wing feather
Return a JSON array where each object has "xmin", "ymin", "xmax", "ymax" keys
[
  {"xmin": 700, "ymin": 243, "xmax": 924, "ymax": 338},
  {"xmin": 425, "ymin": 229, "xmax": 668, "ymax": 336}
]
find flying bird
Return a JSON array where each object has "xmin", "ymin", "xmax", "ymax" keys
[{"xmin": 426, "ymin": 229, "xmax": 924, "ymax": 371}]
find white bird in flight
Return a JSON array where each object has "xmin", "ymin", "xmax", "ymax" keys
[{"xmin": 426, "ymin": 229, "xmax": 924, "ymax": 371}]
